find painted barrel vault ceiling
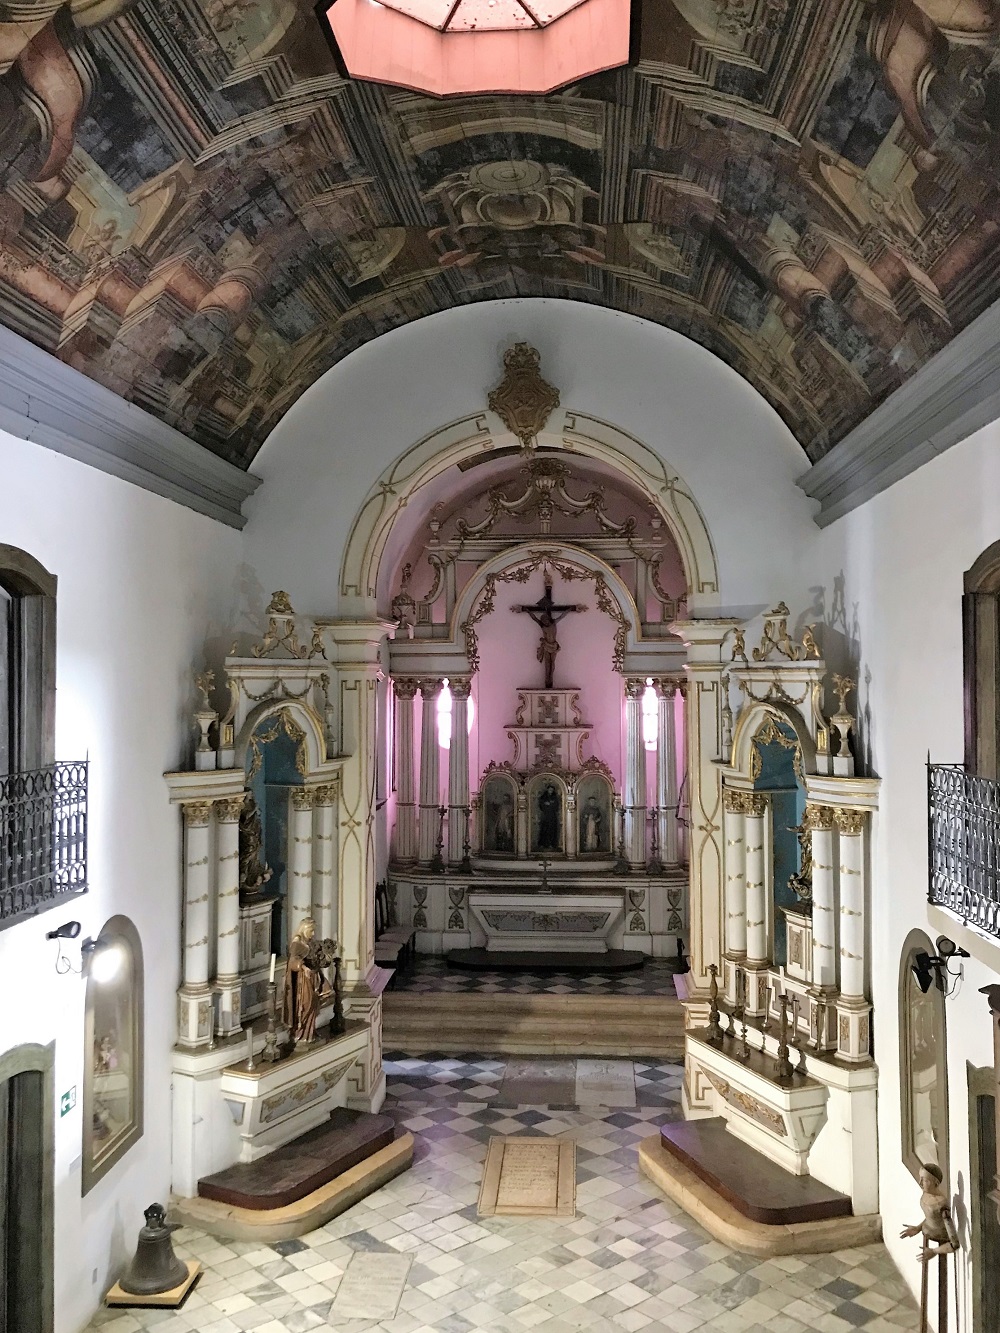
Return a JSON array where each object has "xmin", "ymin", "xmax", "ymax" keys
[{"xmin": 1, "ymin": 0, "xmax": 999, "ymax": 470}]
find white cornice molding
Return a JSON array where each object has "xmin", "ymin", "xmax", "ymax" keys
[
  {"xmin": 0, "ymin": 325, "xmax": 260, "ymax": 528},
  {"xmin": 799, "ymin": 300, "xmax": 1000, "ymax": 527}
]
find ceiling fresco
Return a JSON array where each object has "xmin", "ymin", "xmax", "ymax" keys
[{"xmin": 1, "ymin": 0, "xmax": 999, "ymax": 469}]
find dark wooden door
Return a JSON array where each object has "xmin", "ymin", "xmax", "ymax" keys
[{"xmin": 0, "ymin": 1070, "xmax": 45, "ymax": 1333}]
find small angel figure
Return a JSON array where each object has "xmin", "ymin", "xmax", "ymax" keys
[
  {"xmin": 194, "ymin": 670, "xmax": 215, "ymax": 711},
  {"xmin": 900, "ymin": 1163, "xmax": 958, "ymax": 1263},
  {"xmin": 730, "ymin": 628, "xmax": 748, "ymax": 662}
]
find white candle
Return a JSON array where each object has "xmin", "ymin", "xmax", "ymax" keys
[
  {"xmin": 246, "ymin": 1026, "xmax": 253, "ymax": 1065},
  {"xmin": 269, "ymin": 953, "xmax": 276, "ymax": 984}
]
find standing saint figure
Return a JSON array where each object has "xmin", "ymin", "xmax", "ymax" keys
[
  {"xmin": 582, "ymin": 795, "xmax": 602, "ymax": 852},
  {"xmin": 901, "ymin": 1162, "xmax": 958, "ymax": 1332},
  {"xmin": 537, "ymin": 783, "xmax": 561, "ymax": 851},
  {"xmin": 493, "ymin": 790, "xmax": 514, "ymax": 852},
  {"xmin": 282, "ymin": 917, "xmax": 331, "ymax": 1043},
  {"xmin": 512, "ymin": 573, "xmax": 586, "ymax": 689}
]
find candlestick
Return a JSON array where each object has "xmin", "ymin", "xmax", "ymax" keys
[
  {"xmin": 774, "ymin": 994, "xmax": 794, "ymax": 1081},
  {"xmin": 262, "ymin": 981, "xmax": 280, "ymax": 1063},
  {"xmin": 706, "ymin": 963, "xmax": 723, "ymax": 1043},
  {"xmin": 269, "ymin": 953, "xmax": 276, "ymax": 984},
  {"xmin": 245, "ymin": 1024, "xmax": 255, "ymax": 1071}
]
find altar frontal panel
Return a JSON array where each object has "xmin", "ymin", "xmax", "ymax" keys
[{"xmin": 478, "ymin": 1137, "xmax": 576, "ymax": 1217}]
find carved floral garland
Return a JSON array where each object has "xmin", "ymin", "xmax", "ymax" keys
[{"xmin": 461, "ymin": 551, "xmax": 630, "ymax": 675}]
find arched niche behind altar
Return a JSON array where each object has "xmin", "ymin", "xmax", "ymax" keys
[
  {"xmin": 246, "ymin": 713, "xmax": 305, "ymax": 955},
  {"xmin": 527, "ymin": 772, "xmax": 567, "ymax": 857},
  {"xmin": 577, "ymin": 771, "xmax": 613, "ymax": 856},
  {"xmin": 481, "ymin": 770, "xmax": 518, "ymax": 856},
  {"xmin": 751, "ymin": 716, "xmax": 806, "ymax": 966}
]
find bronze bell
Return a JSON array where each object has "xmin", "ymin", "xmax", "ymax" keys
[{"xmin": 119, "ymin": 1202, "xmax": 188, "ymax": 1295}]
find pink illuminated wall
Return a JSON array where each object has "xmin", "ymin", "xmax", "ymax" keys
[{"xmin": 469, "ymin": 569, "xmax": 624, "ymax": 789}]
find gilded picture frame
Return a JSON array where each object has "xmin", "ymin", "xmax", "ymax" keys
[{"xmin": 82, "ymin": 915, "xmax": 144, "ymax": 1195}]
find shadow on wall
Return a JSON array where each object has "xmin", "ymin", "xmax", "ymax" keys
[{"xmin": 797, "ymin": 572, "xmax": 877, "ymax": 779}]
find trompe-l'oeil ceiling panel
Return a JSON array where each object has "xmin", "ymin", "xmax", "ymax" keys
[{"xmin": 1, "ymin": 0, "xmax": 998, "ymax": 469}]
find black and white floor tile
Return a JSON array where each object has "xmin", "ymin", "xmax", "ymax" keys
[
  {"xmin": 88, "ymin": 1056, "xmax": 919, "ymax": 1333},
  {"xmin": 390, "ymin": 958, "xmax": 680, "ymax": 997}
]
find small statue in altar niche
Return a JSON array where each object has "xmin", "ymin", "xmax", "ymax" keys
[
  {"xmin": 582, "ymin": 795, "xmax": 603, "ymax": 853},
  {"xmin": 282, "ymin": 918, "xmax": 335, "ymax": 1044},
  {"xmin": 494, "ymin": 791, "xmax": 514, "ymax": 852},
  {"xmin": 901, "ymin": 1163, "xmax": 959, "ymax": 1262},
  {"xmin": 239, "ymin": 792, "xmax": 272, "ymax": 899},
  {"xmin": 512, "ymin": 573, "xmax": 586, "ymax": 689},
  {"xmin": 537, "ymin": 782, "xmax": 562, "ymax": 852}
]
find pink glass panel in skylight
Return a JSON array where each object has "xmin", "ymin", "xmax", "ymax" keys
[
  {"xmin": 376, "ymin": 0, "xmax": 457, "ymax": 27},
  {"xmin": 444, "ymin": 0, "xmax": 537, "ymax": 30},
  {"xmin": 519, "ymin": 0, "xmax": 588, "ymax": 22}
]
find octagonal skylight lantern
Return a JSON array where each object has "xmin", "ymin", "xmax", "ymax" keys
[{"xmin": 323, "ymin": 0, "xmax": 632, "ymax": 96}]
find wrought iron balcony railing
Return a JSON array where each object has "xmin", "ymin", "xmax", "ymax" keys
[
  {"xmin": 928, "ymin": 762, "xmax": 1000, "ymax": 939},
  {"xmin": 0, "ymin": 761, "xmax": 88, "ymax": 926}
]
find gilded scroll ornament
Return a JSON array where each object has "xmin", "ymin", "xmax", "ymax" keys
[
  {"xmin": 704, "ymin": 1070, "xmax": 787, "ymax": 1135},
  {"xmin": 253, "ymin": 591, "xmax": 307, "ymax": 660},
  {"xmin": 487, "ymin": 344, "xmax": 560, "ymax": 450}
]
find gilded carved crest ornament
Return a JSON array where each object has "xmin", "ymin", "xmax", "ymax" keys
[{"xmin": 488, "ymin": 344, "xmax": 560, "ymax": 452}]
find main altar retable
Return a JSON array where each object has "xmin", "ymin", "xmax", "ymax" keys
[{"xmin": 387, "ymin": 570, "xmax": 689, "ymax": 962}]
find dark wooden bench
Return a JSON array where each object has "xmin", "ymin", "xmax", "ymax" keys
[{"xmin": 374, "ymin": 880, "xmax": 416, "ymax": 979}]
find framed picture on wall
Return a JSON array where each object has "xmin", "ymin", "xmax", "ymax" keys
[{"xmin": 82, "ymin": 915, "xmax": 144, "ymax": 1194}]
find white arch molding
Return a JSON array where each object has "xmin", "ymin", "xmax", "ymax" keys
[{"xmin": 338, "ymin": 408, "xmax": 720, "ymax": 617}]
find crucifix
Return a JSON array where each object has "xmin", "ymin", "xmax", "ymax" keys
[{"xmin": 512, "ymin": 573, "xmax": 587, "ymax": 688}]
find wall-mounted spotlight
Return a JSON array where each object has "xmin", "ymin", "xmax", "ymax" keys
[
  {"xmin": 46, "ymin": 920, "xmax": 119, "ymax": 978},
  {"xmin": 911, "ymin": 935, "xmax": 970, "ymax": 995}
]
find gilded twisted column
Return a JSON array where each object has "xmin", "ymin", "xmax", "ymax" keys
[
  {"xmin": 657, "ymin": 680, "xmax": 679, "ymax": 864},
  {"xmin": 836, "ymin": 808, "xmax": 866, "ymax": 1000},
  {"xmin": 392, "ymin": 678, "xmax": 419, "ymax": 863},
  {"xmin": 178, "ymin": 800, "xmax": 213, "ymax": 1048},
  {"xmin": 312, "ymin": 782, "xmax": 339, "ymax": 943},
  {"xmin": 289, "ymin": 787, "xmax": 315, "ymax": 940},
  {"xmin": 418, "ymin": 679, "xmax": 443, "ymax": 865},
  {"xmin": 722, "ymin": 788, "xmax": 747, "ymax": 1002},
  {"xmin": 624, "ymin": 679, "xmax": 647, "ymax": 868},
  {"xmin": 807, "ymin": 804, "xmax": 837, "ymax": 990},
  {"xmin": 448, "ymin": 678, "xmax": 471, "ymax": 865},
  {"xmin": 213, "ymin": 794, "xmax": 244, "ymax": 1036}
]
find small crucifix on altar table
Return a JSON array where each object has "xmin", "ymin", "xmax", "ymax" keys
[{"xmin": 512, "ymin": 573, "xmax": 587, "ymax": 688}]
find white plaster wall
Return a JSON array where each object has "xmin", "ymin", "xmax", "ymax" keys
[
  {"xmin": 0, "ymin": 428, "xmax": 241, "ymax": 1333},
  {"xmin": 809, "ymin": 419, "xmax": 1000, "ymax": 1328},
  {"xmin": 242, "ymin": 299, "xmax": 819, "ymax": 618}
]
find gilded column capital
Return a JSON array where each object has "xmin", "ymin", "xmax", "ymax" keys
[
  {"xmin": 291, "ymin": 786, "xmax": 316, "ymax": 811},
  {"xmin": 312, "ymin": 781, "xmax": 340, "ymax": 806},
  {"xmin": 419, "ymin": 678, "xmax": 444, "ymax": 699},
  {"xmin": 450, "ymin": 677, "xmax": 473, "ymax": 701},
  {"xmin": 182, "ymin": 801, "xmax": 212, "ymax": 826},
  {"xmin": 723, "ymin": 788, "xmax": 749, "ymax": 814},
  {"xmin": 624, "ymin": 678, "xmax": 646, "ymax": 699},
  {"xmin": 804, "ymin": 803, "xmax": 834, "ymax": 830},
  {"xmin": 654, "ymin": 678, "xmax": 679, "ymax": 698},
  {"xmin": 393, "ymin": 677, "xmax": 420, "ymax": 700},
  {"xmin": 215, "ymin": 794, "xmax": 246, "ymax": 823},
  {"xmin": 834, "ymin": 807, "xmax": 866, "ymax": 835},
  {"xmin": 745, "ymin": 792, "xmax": 768, "ymax": 818}
]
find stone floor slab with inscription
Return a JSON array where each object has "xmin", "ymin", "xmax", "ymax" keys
[{"xmin": 478, "ymin": 1135, "xmax": 576, "ymax": 1217}]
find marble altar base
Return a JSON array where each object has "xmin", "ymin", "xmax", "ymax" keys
[{"xmin": 469, "ymin": 890, "xmax": 624, "ymax": 952}]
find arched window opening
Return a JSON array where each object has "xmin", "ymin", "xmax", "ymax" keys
[{"xmin": 0, "ymin": 544, "xmax": 56, "ymax": 776}]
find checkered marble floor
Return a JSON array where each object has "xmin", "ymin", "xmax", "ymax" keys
[
  {"xmin": 89, "ymin": 1056, "xmax": 919, "ymax": 1333},
  {"xmin": 391, "ymin": 957, "xmax": 680, "ymax": 996}
]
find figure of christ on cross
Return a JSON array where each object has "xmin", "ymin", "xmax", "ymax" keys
[{"xmin": 512, "ymin": 573, "xmax": 587, "ymax": 688}]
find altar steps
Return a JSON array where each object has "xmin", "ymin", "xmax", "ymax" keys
[{"xmin": 381, "ymin": 992, "xmax": 685, "ymax": 1058}]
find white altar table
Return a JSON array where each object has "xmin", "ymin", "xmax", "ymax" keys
[{"xmin": 468, "ymin": 890, "xmax": 625, "ymax": 952}]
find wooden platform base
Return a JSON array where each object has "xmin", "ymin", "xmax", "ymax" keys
[
  {"xmin": 446, "ymin": 947, "xmax": 646, "ymax": 973},
  {"xmin": 659, "ymin": 1118, "xmax": 852, "ymax": 1225},
  {"xmin": 638, "ymin": 1134, "xmax": 882, "ymax": 1256},
  {"xmin": 105, "ymin": 1261, "xmax": 201, "ymax": 1309},
  {"xmin": 173, "ymin": 1133, "xmax": 414, "ymax": 1241},
  {"xmin": 198, "ymin": 1108, "xmax": 395, "ymax": 1209}
]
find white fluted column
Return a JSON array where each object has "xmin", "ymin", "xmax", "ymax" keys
[
  {"xmin": 624, "ymin": 679, "xmax": 647, "ymax": 867},
  {"xmin": 448, "ymin": 678, "xmax": 471, "ymax": 865},
  {"xmin": 744, "ymin": 793, "xmax": 768, "ymax": 965},
  {"xmin": 722, "ymin": 791, "xmax": 747, "ymax": 1005},
  {"xmin": 178, "ymin": 801, "xmax": 213, "ymax": 1047},
  {"xmin": 836, "ymin": 808, "xmax": 866, "ymax": 1000},
  {"xmin": 418, "ymin": 679, "xmax": 443, "ymax": 864},
  {"xmin": 657, "ymin": 680, "xmax": 679, "ymax": 864},
  {"xmin": 808, "ymin": 804, "xmax": 837, "ymax": 990},
  {"xmin": 313, "ymin": 782, "xmax": 339, "ymax": 943},
  {"xmin": 214, "ymin": 795, "xmax": 243, "ymax": 1036},
  {"xmin": 289, "ymin": 787, "xmax": 315, "ymax": 940},
  {"xmin": 392, "ymin": 678, "xmax": 419, "ymax": 863}
]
